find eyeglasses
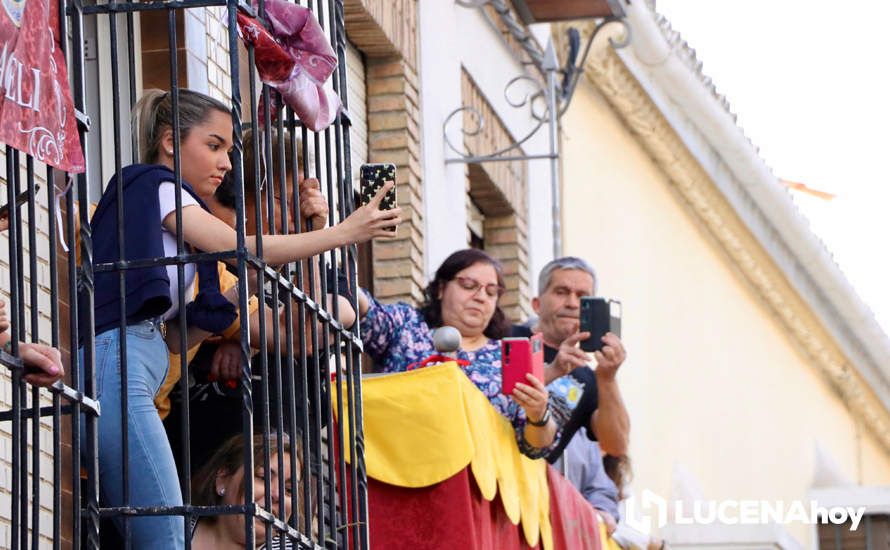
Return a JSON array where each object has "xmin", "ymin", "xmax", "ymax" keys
[{"xmin": 453, "ymin": 276, "xmax": 505, "ymax": 299}]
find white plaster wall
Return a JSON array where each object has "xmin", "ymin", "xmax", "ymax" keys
[
  {"xmin": 561, "ymin": 80, "xmax": 890, "ymax": 547},
  {"xmin": 418, "ymin": 3, "xmax": 555, "ymax": 288},
  {"xmin": 418, "ymin": 1, "xmax": 473, "ymax": 277}
]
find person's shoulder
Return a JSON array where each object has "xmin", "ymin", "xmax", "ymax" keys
[
  {"xmin": 398, "ymin": 302, "xmax": 426, "ymax": 324},
  {"xmin": 125, "ymin": 163, "xmax": 174, "ymax": 186},
  {"xmin": 367, "ymin": 297, "xmax": 422, "ymax": 322}
]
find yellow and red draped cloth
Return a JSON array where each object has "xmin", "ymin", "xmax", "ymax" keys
[{"xmin": 336, "ymin": 363, "xmax": 605, "ymax": 549}]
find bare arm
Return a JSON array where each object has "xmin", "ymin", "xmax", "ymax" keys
[
  {"xmin": 163, "ymin": 182, "xmax": 401, "ymax": 266},
  {"xmin": 357, "ymin": 287, "xmax": 370, "ymax": 318},
  {"xmin": 591, "ymin": 333, "xmax": 630, "ymax": 456},
  {"xmin": 336, "ymin": 295, "xmax": 356, "ymax": 329}
]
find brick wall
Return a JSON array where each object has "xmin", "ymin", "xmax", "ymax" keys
[
  {"xmin": 346, "ymin": 0, "xmax": 424, "ymax": 305},
  {"xmin": 203, "ymin": 7, "xmax": 232, "ymax": 103},
  {"xmin": 0, "ymin": 167, "xmax": 59, "ymax": 548},
  {"xmin": 345, "ymin": 0, "xmax": 417, "ymax": 64}
]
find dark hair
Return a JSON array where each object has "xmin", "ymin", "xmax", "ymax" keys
[
  {"xmin": 133, "ymin": 88, "xmax": 230, "ymax": 163},
  {"xmin": 242, "ymin": 127, "xmax": 304, "ymax": 202},
  {"xmin": 419, "ymin": 248, "xmax": 511, "ymax": 339},
  {"xmin": 603, "ymin": 454, "xmax": 632, "ymax": 501},
  {"xmin": 192, "ymin": 432, "xmax": 298, "ymax": 524}
]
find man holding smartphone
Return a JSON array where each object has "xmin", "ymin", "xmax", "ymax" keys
[
  {"xmin": 512, "ymin": 256, "xmax": 630, "ymax": 532},
  {"xmin": 513, "ymin": 257, "xmax": 629, "ymax": 458}
]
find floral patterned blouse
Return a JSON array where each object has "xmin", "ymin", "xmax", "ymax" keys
[{"xmin": 361, "ymin": 293, "xmax": 565, "ymax": 458}]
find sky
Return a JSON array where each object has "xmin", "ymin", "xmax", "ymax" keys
[{"xmin": 654, "ymin": 0, "xmax": 890, "ymax": 334}]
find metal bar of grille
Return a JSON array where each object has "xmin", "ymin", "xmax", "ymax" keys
[
  {"xmin": 67, "ymin": 1, "xmax": 101, "ymax": 548},
  {"xmin": 14, "ymin": 150, "xmax": 28, "ymax": 550},
  {"xmin": 7, "ymin": 147, "xmax": 22, "ymax": 550},
  {"xmin": 46, "ymin": 161, "xmax": 62, "ymax": 550},
  {"xmin": 253, "ymin": 0, "xmax": 276, "ymax": 540},
  {"xmin": 77, "ymin": 0, "xmax": 227, "ymax": 15},
  {"xmin": 242, "ymin": 24, "xmax": 262, "ymax": 550},
  {"xmin": 109, "ymin": 5, "xmax": 131, "ymax": 546},
  {"xmin": 295, "ymin": 112, "xmax": 314, "ymax": 540},
  {"xmin": 26, "ymin": 154, "xmax": 40, "ymax": 550},
  {"xmin": 65, "ymin": 178, "xmax": 83, "ymax": 550}
]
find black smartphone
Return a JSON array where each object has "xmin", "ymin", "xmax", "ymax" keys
[
  {"xmin": 359, "ymin": 163, "xmax": 396, "ymax": 231},
  {"xmin": 0, "ymin": 185, "xmax": 39, "ymax": 219},
  {"xmin": 579, "ymin": 297, "xmax": 622, "ymax": 353}
]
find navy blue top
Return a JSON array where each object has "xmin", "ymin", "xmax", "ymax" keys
[{"xmin": 82, "ymin": 164, "xmax": 235, "ymax": 337}]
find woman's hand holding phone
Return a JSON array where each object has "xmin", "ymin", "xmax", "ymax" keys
[
  {"xmin": 336, "ymin": 181, "xmax": 402, "ymax": 244},
  {"xmin": 510, "ymin": 373, "xmax": 550, "ymax": 424}
]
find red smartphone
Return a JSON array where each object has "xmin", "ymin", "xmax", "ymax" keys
[{"xmin": 501, "ymin": 333, "xmax": 544, "ymax": 396}]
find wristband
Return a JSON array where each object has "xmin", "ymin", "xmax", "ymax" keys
[
  {"xmin": 527, "ymin": 406, "xmax": 551, "ymax": 427},
  {"xmin": 2, "ymin": 340, "xmax": 11, "ymax": 353}
]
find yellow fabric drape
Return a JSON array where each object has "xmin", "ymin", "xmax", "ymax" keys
[
  {"xmin": 600, "ymin": 522, "xmax": 622, "ymax": 550},
  {"xmin": 336, "ymin": 363, "xmax": 553, "ymax": 550}
]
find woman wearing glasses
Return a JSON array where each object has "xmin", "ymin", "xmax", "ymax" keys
[{"xmin": 357, "ymin": 248, "xmax": 566, "ymax": 458}]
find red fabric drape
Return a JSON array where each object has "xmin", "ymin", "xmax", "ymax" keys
[
  {"xmin": 546, "ymin": 465, "xmax": 603, "ymax": 550},
  {"xmin": 367, "ymin": 465, "xmax": 603, "ymax": 550},
  {"xmin": 0, "ymin": 0, "xmax": 85, "ymax": 172}
]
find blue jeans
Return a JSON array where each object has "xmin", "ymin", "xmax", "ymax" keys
[{"xmin": 79, "ymin": 320, "xmax": 184, "ymax": 549}]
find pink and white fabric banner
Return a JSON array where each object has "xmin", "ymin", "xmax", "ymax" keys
[
  {"xmin": 237, "ymin": 0, "xmax": 341, "ymax": 132},
  {"xmin": 0, "ymin": 0, "xmax": 85, "ymax": 173}
]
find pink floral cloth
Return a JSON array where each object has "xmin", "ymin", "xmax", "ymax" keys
[{"xmin": 237, "ymin": 0, "xmax": 341, "ymax": 131}]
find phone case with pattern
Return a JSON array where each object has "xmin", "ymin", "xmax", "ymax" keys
[{"xmin": 359, "ymin": 163, "xmax": 397, "ymax": 230}]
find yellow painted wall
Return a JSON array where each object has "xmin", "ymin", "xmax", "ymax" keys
[{"xmin": 560, "ymin": 82, "xmax": 890, "ymax": 545}]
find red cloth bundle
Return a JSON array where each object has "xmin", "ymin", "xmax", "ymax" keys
[{"xmin": 236, "ymin": 0, "xmax": 341, "ymax": 131}]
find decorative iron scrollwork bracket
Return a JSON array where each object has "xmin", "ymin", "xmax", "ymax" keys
[
  {"xmin": 447, "ymin": 0, "xmax": 631, "ymax": 256},
  {"xmin": 444, "ymin": 1, "xmax": 630, "ymax": 165}
]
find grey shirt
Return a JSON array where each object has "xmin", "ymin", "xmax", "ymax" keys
[{"xmin": 552, "ymin": 433, "xmax": 621, "ymax": 521}]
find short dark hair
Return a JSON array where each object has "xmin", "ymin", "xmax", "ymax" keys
[{"xmin": 419, "ymin": 248, "xmax": 511, "ymax": 339}]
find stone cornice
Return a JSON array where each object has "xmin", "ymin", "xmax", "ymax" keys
[{"xmin": 560, "ymin": 25, "xmax": 890, "ymax": 454}]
